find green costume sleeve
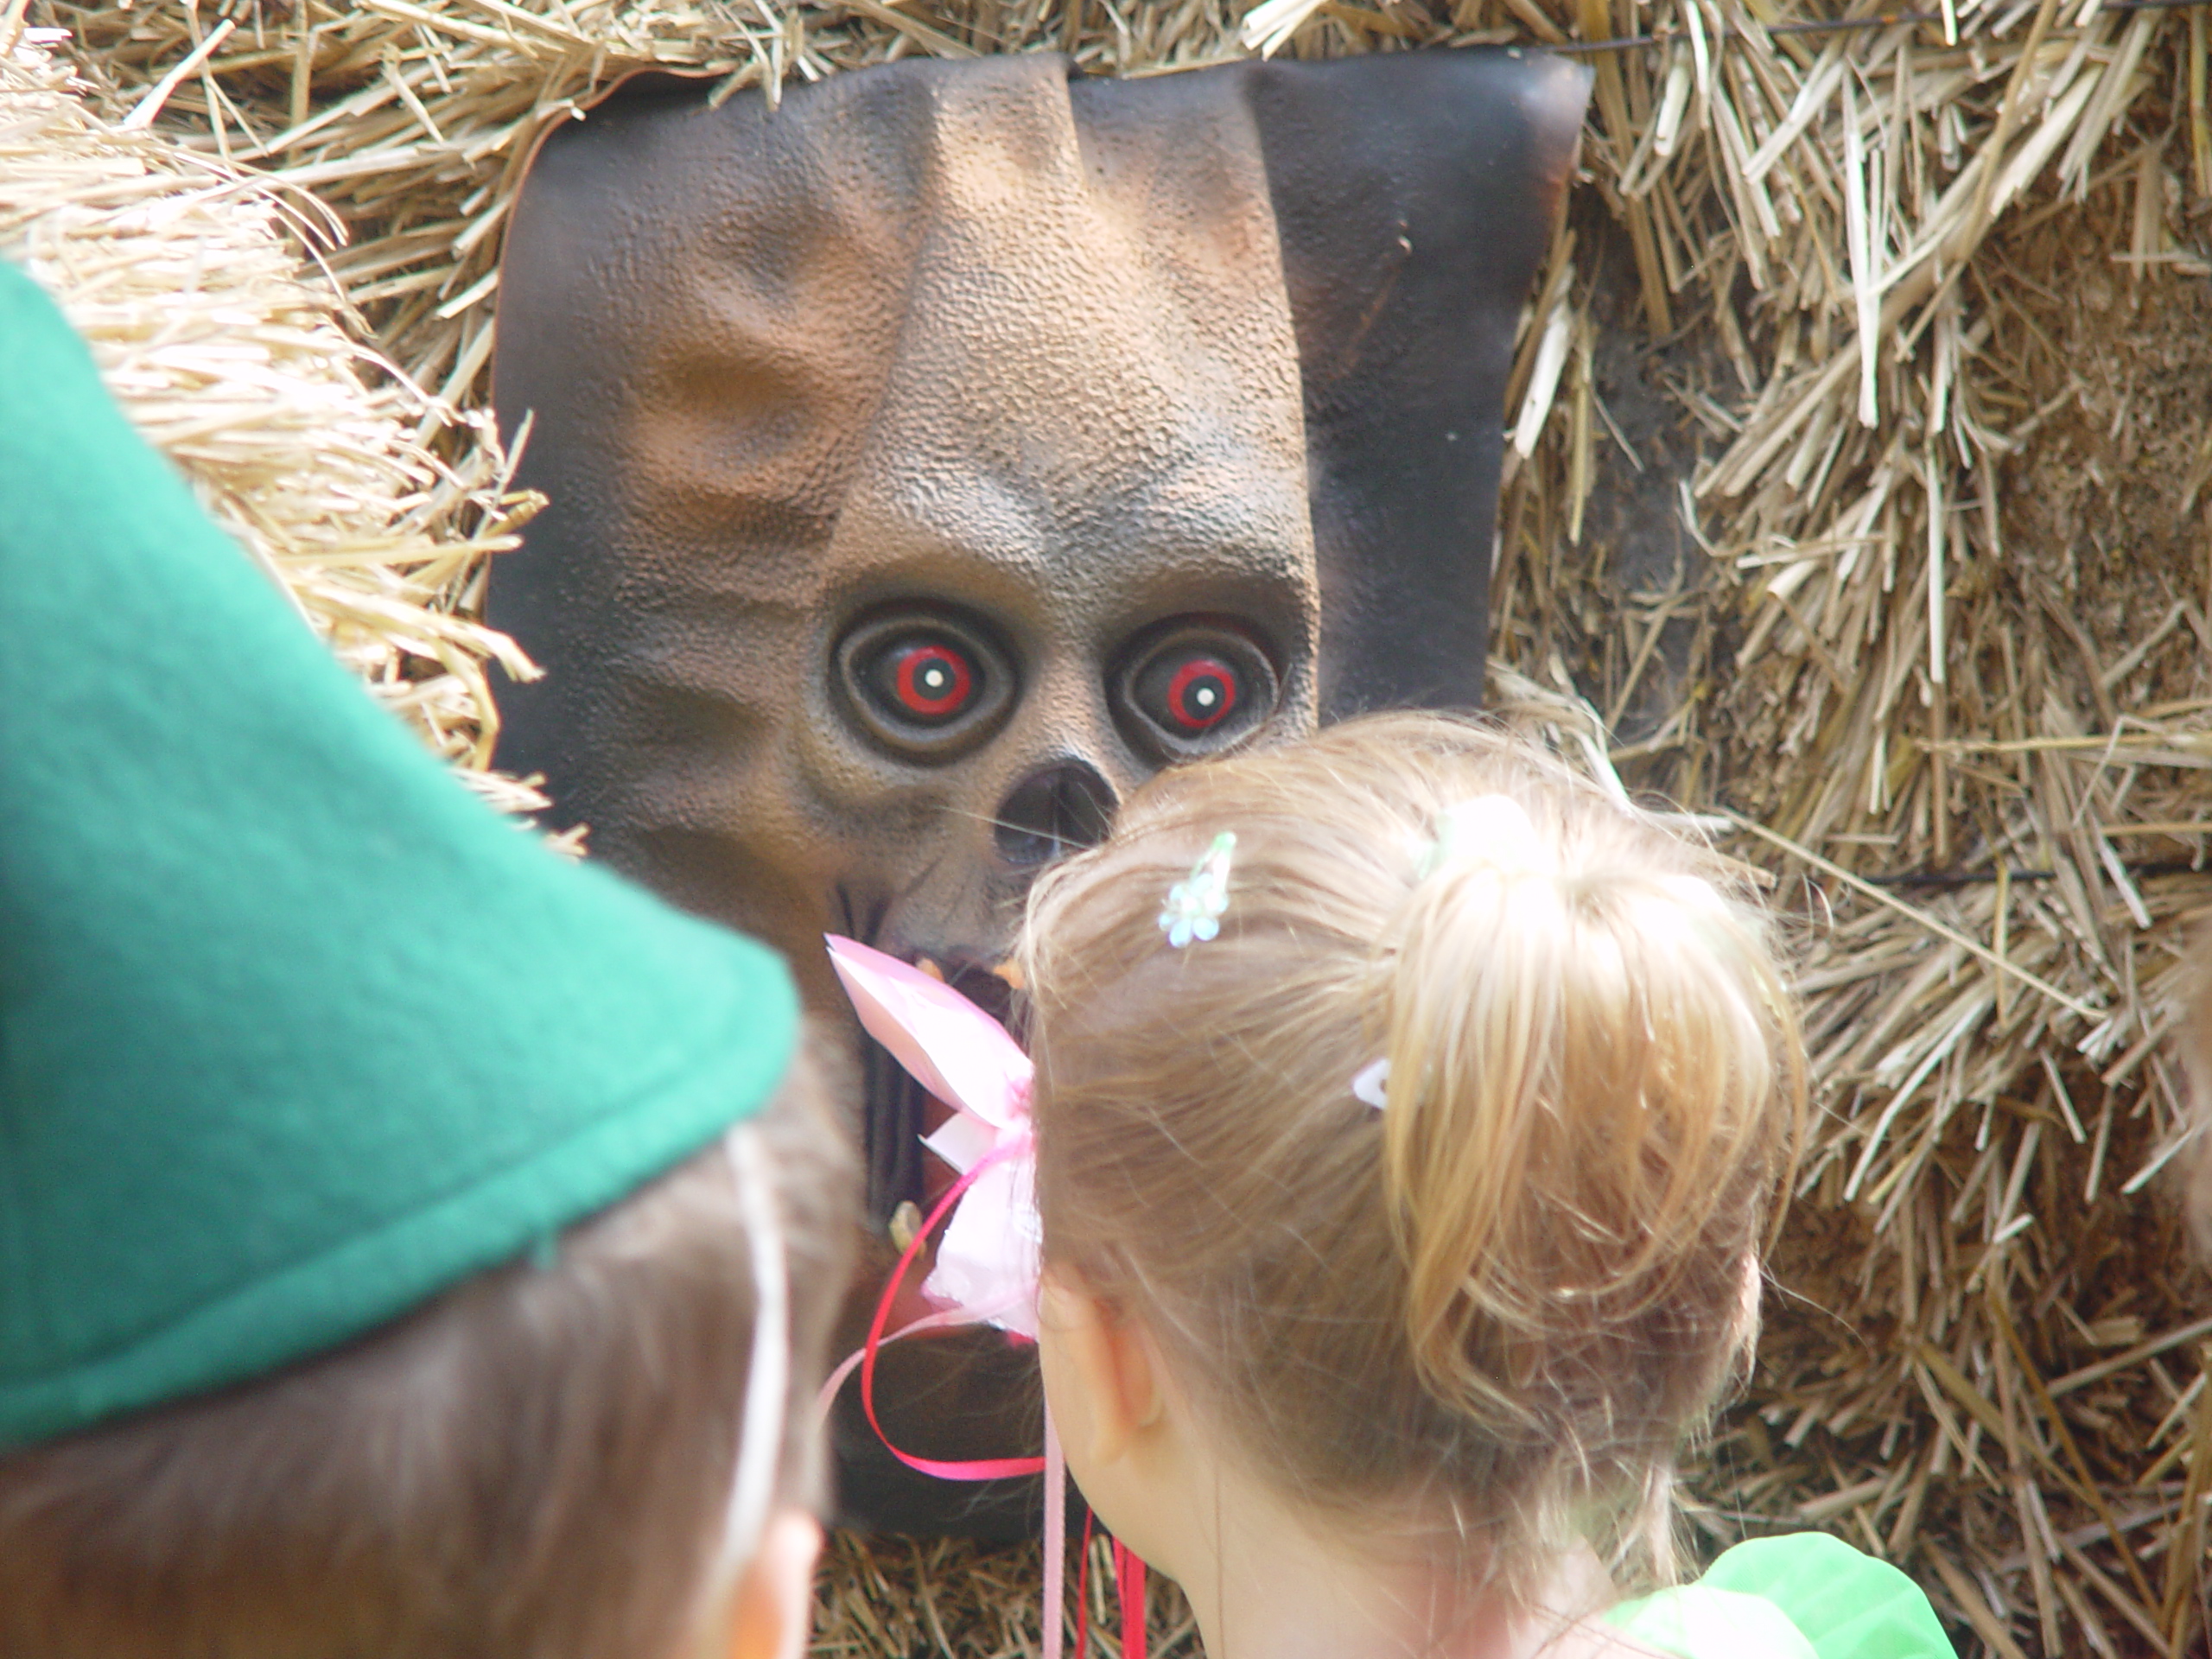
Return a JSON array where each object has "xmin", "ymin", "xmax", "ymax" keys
[
  {"xmin": 1601, "ymin": 1534, "xmax": 1957, "ymax": 1659},
  {"xmin": 0, "ymin": 261, "xmax": 801, "ymax": 1449}
]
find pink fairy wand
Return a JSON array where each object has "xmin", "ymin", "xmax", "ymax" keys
[{"xmin": 823, "ymin": 937, "xmax": 1127, "ymax": 1659}]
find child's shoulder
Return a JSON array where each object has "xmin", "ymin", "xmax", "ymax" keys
[{"xmin": 1599, "ymin": 1533, "xmax": 1955, "ymax": 1659}]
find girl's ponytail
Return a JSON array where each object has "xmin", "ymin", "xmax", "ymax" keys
[{"xmin": 1379, "ymin": 794, "xmax": 1803, "ymax": 1449}]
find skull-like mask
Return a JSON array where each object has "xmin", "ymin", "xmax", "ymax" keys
[{"xmin": 492, "ymin": 48, "xmax": 1586, "ymax": 1533}]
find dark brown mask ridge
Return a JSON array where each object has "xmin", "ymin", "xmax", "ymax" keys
[{"xmin": 490, "ymin": 48, "xmax": 1587, "ymax": 1535}]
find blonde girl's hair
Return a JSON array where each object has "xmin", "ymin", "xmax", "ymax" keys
[{"xmin": 1020, "ymin": 712, "xmax": 1805, "ymax": 1595}]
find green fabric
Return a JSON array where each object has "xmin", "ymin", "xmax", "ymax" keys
[
  {"xmin": 1603, "ymin": 1534, "xmax": 1956, "ymax": 1659},
  {"xmin": 0, "ymin": 261, "xmax": 800, "ymax": 1448}
]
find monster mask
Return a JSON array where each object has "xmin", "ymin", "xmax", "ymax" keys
[{"xmin": 492, "ymin": 48, "xmax": 1587, "ymax": 1534}]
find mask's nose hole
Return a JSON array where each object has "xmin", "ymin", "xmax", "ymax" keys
[{"xmin": 995, "ymin": 763, "xmax": 1116, "ymax": 868}]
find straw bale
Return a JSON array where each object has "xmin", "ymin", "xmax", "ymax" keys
[
  {"xmin": 0, "ymin": 20, "xmax": 542, "ymax": 806},
  {"xmin": 17, "ymin": 0, "xmax": 2212, "ymax": 1648}
]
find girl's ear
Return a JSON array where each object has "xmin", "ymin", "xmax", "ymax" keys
[{"xmin": 1038, "ymin": 1269, "xmax": 1164, "ymax": 1470}]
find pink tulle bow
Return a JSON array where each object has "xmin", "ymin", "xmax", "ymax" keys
[{"xmin": 825, "ymin": 936, "xmax": 1041, "ymax": 1338}]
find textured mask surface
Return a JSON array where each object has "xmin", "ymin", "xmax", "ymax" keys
[{"xmin": 492, "ymin": 48, "xmax": 1588, "ymax": 1532}]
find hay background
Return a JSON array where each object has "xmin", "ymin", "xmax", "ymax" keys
[{"xmin": 9, "ymin": 0, "xmax": 2212, "ymax": 1649}]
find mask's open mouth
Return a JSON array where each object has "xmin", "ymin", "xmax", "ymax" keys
[
  {"xmin": 845, "ymin": 950, "xmax": 1032, "ymax": 1344},
  {"xmin": 859, "ymin": 955, "xmax": 1024, "ymax": 1235}
]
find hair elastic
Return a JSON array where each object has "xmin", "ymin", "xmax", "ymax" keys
[{"xmin": 1417, "ymin": 794, "xmax": 1552, "ymax": 881}]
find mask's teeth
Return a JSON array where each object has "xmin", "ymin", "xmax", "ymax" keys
[{"xmin": 888, "ymin": 1199, "xmax": 924, "ymax": 1253}]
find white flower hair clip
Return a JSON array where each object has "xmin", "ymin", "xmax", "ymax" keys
[
  {"xmin": 1159, "ymin": 831, "xmax": 1236, "ymax": 947},
  {"xmin": 1416, "ymin": 794, "xmax": 1553, "ymax": 881}
]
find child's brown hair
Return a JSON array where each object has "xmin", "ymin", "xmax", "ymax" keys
[
  {"xmin": 0, "ymin": 1039, "xmax": 855, "ymax": 1659},
  {"xmin": 1020, "ymin": 713, "xmax": 1804, "ymax": 1594}
]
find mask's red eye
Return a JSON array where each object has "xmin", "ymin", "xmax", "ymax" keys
[
  {"xmin": 837, "ymin": 612, "xmax": 1012, "ymax": 759},
  {"xmin": 1161, "ymin": 656, "xmax": 1237, "ymax": 731},
  {"xmin": 1122, "ymin": 629, "xmax": 1271, "ymax": 753},
  {"xmin": 876, "ymin": 639, "xmax": 980, "ymax": 724}
]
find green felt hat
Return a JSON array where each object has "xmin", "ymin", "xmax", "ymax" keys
[{"xmin": 0, "ymin": 261, "xmax": 800, "ymax": 1450}]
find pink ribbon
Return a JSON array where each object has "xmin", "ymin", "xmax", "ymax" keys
[{"xmin": 852, "ymin": 1139, "xmax": 1046, "ymax": 1481}]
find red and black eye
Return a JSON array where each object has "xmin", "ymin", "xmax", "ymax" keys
[
  {"xmin": 1118, "ymin": 625, "xmax": 1277, "ymax": 756},
  {"xmin": 836, "ymin": 611, "xmax": 1014, "ymax": 760},
  {"xmin": 887, "ymin": 641, "xmax": 976, "ymax": 721},
  {"xmin": 1160, "ymin": 656, "xmax": 1237, "ymax": 732}
]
